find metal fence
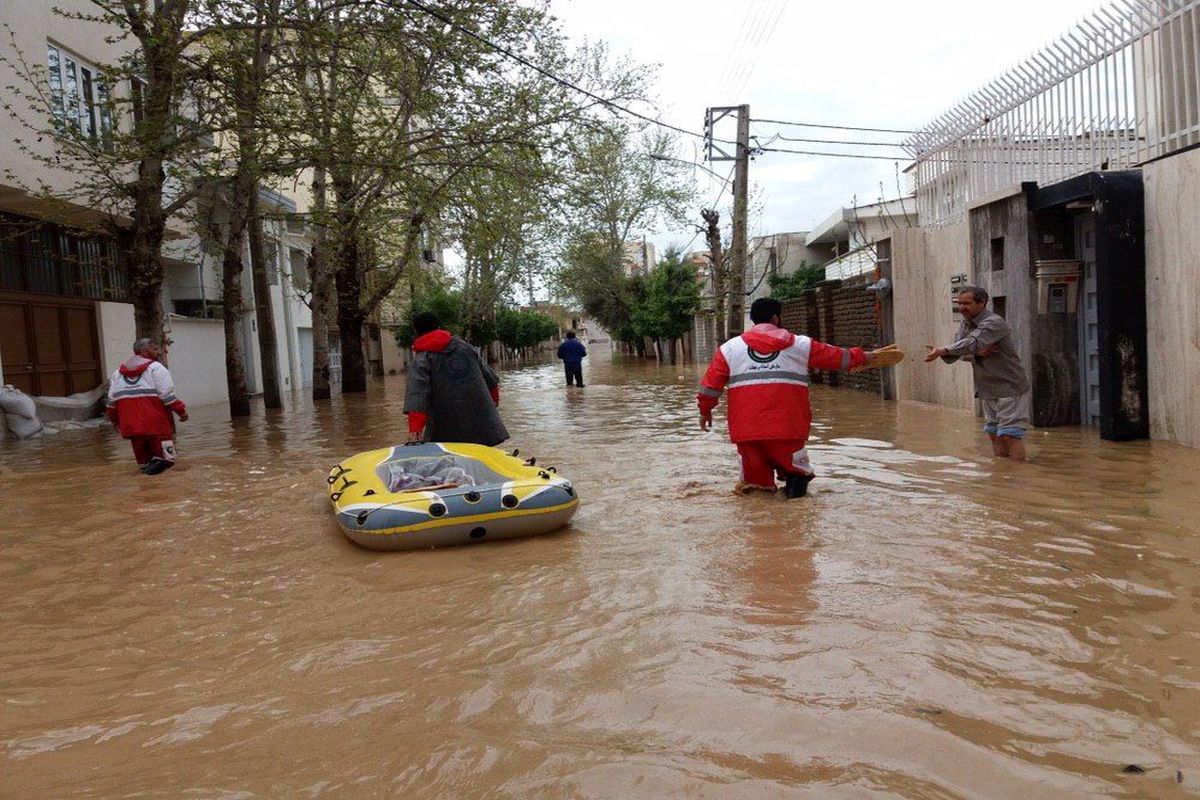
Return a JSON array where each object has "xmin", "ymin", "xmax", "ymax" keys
[{"xmin": 906, "ymin": 0, "xmax": 1200, "ymax": 226}]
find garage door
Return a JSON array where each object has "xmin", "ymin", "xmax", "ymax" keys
[{"xmin": 0, "ymin": 294, "xmax": 101, "ymax": 397}]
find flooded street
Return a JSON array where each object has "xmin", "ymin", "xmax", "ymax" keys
[{"xmin": 2, "ymin": 349, "xmax": 1199, "ymax": 798}]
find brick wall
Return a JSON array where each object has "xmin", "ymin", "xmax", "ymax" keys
[{"xmin": 780, "ymin": 275, "xmax": 882, "ymax": 394}]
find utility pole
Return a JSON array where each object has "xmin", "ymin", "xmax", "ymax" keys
[{"xmin": 705, "ymin": 104, "xmax": 750, "ymax": 336}]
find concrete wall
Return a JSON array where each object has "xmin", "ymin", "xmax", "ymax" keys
[
  {"xmin": 97, "ymin": 301, "xmax": 136, "ymax": 375},
  {"xmin": 888, "ymin": 224, "xmax": 975, "ymax": 410},
  {"xmin": 381, "ymin": 328, "xmax": 405, "ymax": 375},
  {"xmin": 165, "ymin": 316, "xmax": 229, "ymax": 408},
  {"xmin": 1144, "ymin": 147, "xmax": 1200, "ymax": 448}
]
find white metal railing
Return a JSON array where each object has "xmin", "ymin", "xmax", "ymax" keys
[{"xmin": 906, "ymin": 0, "xmax": 1200, "ymax": 226}]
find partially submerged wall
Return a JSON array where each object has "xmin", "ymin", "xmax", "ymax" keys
[
  {"xmin": 888, "ymin": 224, "xmax": 975, "ymax": 410},
  {"xmin": 1144, "ymin": 148, "xmax": 1200, "ymax": 448}
]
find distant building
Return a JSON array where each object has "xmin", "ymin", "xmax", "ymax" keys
[{"xmin": 621, "ymin": 239, "xmax": 656, "ymax": 276}]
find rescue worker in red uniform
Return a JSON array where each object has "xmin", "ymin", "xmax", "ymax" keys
[
  {"xmin": 698, "ymin": 298, "xmax": 873, "ymax": 498},
  {"xmin": 105, "ymin": 338, "xmax": 188, "ymax": 474}
]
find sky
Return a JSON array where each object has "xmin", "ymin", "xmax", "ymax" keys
[{"xmin": 546, "ymin": 0, "xmax": 1110, "ymax": 255}]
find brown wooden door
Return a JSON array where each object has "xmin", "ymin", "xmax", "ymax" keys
[
  {"xmin": 30, "ymin": 302, "xmax": 68, "ymax": 396},
  {"xmin": 0, "ymin": 294, "xmax": 101, "ymax": 396},
  {"xmin": 64, "ymin": 305, "xmax": 101, "ymax": 393},
  {"xmin": 0, "ymin": 300, "xmax": 35, "ymax": 394}
]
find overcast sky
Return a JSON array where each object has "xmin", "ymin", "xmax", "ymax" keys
[{"xmin": 547, "ymin": 0, "xmax": 1108, "ymax": 254}]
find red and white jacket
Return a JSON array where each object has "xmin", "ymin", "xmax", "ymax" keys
[
  {"xmin": 697, "ymin": 324, "xmax": 866, "ymax": 443},
  {"xmin": 105, "ymin": 356, "xmax": 187, "ymax": 438}
]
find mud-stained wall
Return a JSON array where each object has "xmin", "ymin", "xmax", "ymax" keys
[
  {"xmin": 1144, "ymin": 148, "xmax": 1200, "ymax": 448},
  {"xmin": 888, "ymin": 224, "xmax": 975, "ymax": 410},
  {"xmin": 780, "ymin": 275, "xmax": 882, "ymax": 395}
]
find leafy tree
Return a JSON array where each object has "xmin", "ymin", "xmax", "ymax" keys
[
  {"xmin": 630, "ymin": 247, "xmax": 700, "ymax": 363},
  {"xmin": 495, "ymin": 308, "xmax": 557, "ymax": 354},
  {"xmin": 395, "ymin": 284, "xmax": 463, "ymax": 348},
  {"xmin": 767, "ymin": 263, "xmax": 825, "ymax": 300}
]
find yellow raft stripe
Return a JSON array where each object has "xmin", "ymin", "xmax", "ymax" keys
[{"xmin": 348, "ymin": 498, "xmax": 580, "ymax": 537}]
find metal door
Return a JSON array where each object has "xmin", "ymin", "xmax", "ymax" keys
[{"xmin": 1075, "ymin": 215, "xmax": 1100, "ymax": 427}]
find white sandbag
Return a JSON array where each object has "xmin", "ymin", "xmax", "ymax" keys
[
  {"xmin": 33, "ymin": 381, "xmax": 108, "ymax": 423},
  {"xmin": 0, "ymin": 385, "xmax": 45, "ymax": 439}
]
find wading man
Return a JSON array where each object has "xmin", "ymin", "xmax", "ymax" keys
[
  {"xmin": 556, "ymin": 330, "xmax": 587, "ymax": 388},
  {"xmin": 697, "ymin": 297, "xmax": 873, "ymax": 498},
  {"xmin": 404, "ymin": 311, "xmax": 509, "ymax": 446},
  {"xmin": 925, "ymin": 286, "xmax": 1031, "ymax": 461},
  {"xmin": 105, "ymin": 337, "xmax": 188, "ymax": 475}
]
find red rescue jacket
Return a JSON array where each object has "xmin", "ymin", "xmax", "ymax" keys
[
  {"xmin": 105, "ymin": 356, "xmax": 187, "ymax": 438},
  {"xmin": 697, "ymin": 324, "xmax": 865, "ymax": 443}
]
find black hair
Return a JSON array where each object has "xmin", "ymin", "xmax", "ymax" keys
[
  {"xmin": 749, "ymin": 297, "xmax": 783, "ymax": 324},
  {"xmin": 412, "ymin": 311, "xmax": 440, "ymax": 336},
  {"xmin": 565, "ymin": 330, "xmax": 576, "ymax": 339}
]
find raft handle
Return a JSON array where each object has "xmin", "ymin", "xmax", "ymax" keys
[
  {"xmin": 538, "ymin": 470, "xmax": 550, "ymax": 480},
  {"xmin": 510, "ymin": 448, "xmax": 519, "ymax": 457},
  {"xmin": 524, "ymin": 457, "xmax": 537, "ymax": 466},
  {"xmin": 331, "ymin": 490, "xmax": 344, "ymax": 502},
  {"xmin": 547, "ymin": 467, "xmax": 557, "ymax": 473},
  {"xmin": 355, "ymin": 510, "xmax": 369, "ymax": 527},
  {"xmin": 364, "ymin": 489, "xmax": 376, "ymax": 496}
]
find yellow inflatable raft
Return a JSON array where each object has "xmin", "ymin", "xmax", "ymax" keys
[{"xmin": 327, "ymin": 443, "xmax": 579, "ymax": 550}]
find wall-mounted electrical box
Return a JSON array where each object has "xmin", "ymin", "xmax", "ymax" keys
[
  {"xmin": 1034, "ymin": 259, "xmax": 1082, "ymax": 314},
  {"xmin": 949, "ymin": 273, "xmax": 968, "ymax": 314}
]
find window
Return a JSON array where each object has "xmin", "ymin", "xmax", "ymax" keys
[
  {"xmin": 0, "ymin": 212, "xmax": 127, "ymax": 301},
  {"xmin": 46, "ymin": 43, "xmax": 113, "ymax": 149},
  {"xmin": 990, "ymin": 236, "xmax": 1005, "ymax": 271},
  {"xmin": 289, "ymin": 248, "xmax": 309, "ymax": 291}
]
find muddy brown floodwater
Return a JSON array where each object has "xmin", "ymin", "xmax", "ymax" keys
[{"xmin": 2, "ymin": 348, "xmax": 1199, "ymax": 798}]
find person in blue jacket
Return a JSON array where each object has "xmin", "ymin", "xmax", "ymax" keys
[{"xmin": 556, "ymin": 330, "xmax": 587, "ymax": 387}]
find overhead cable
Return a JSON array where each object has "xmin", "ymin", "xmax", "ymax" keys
[
  {"xmin": 752, "ymin": 117, "xmax": 917, "ymax": 135},
  {"xmin": 757, "ymin": 146, "xmax": 909, "ymax": 161}
]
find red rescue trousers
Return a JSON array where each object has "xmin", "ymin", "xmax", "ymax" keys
[
  {"xmin": 735, "ymin": 439, "xmax": 813, "ymax": 487},
  {"xmin": 129, "ymin": 436, "xmax": 175, "ymax": 466}
]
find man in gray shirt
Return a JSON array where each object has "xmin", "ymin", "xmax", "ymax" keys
[{"xmin": 925, "ymin": 286, "xmax": 1031, "ymax": 460}]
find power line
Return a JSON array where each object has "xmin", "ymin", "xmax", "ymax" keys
[
  {"xmin": 402, "ymin": 0, "xmax": 734, "ymax": 146},
  {"xmin": 727, "ymin": 0, "xmax": 787, "ymax": 100},
  {"xmin": 757, "ymin": 146, "xmax": 909, "ymax": 161},
  {"xmin": 766, "ymin": 133, "xmax": 908, "ymax": 148},
  {"xmin": 751, "ymin": 117, "xmax": 918, "ymax": 135},
  {"xmin": 713, "ymin": 1, "xmax": 766, "ymax": 100}
]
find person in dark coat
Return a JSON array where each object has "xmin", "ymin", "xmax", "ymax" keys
[
  {"xmin": 404, "ymin": 311, "xmax": 509, "ymax": 446},
  {"xmin": 556, "ymin": 330, "xmax": 587, "ymax": 387}
]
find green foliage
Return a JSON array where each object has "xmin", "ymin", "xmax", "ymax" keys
[
  {"xmin": 396, "ymin": 285, "xmax": 463, "ymax": 348},
  {"xmin": 495, "ymin": 308, "xmax": 558, "ymax": 351},
  {"xmin": 767, "ymin": 263, "xmax": 826, "ymax": 300},
  {"xmin": 630, "ymin": 248, "xmax": 701, "ymax": 340}
]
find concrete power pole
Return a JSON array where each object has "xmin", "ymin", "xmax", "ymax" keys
[
  {"xmin": 727, "ymin": 105, "xmax": 750, "ymax": 336},
  {"xmin": 705, "ymin": 104, "xmax": 750, "ymax": 336}
]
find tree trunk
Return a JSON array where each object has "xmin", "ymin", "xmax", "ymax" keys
[
  {"xmin": 221, "ymin": 222, "xmax": 252, "ymax": 418},
  {"xmin": 702, "ymin": 208, "xmax": 727, "ymax": 344},
  {"xmin": 128, "ymin": 224, "xmax": 166, "ymax": 346},
  {"xmin": 247, "ymin": 190, "xmax": 282, "ymax": 408},
  {"xmin": 335, "ymin": 233, "xmax": 367, "ymax": 393}
]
